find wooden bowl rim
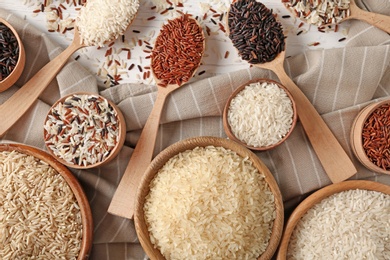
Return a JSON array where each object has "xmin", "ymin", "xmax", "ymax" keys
[
  {"xmin": 134, "ymin": 136, "xmax": 284, "ymax": 260},
  {"xmin": 0, "ymin": 142, "xmax": 93, "ymax": 259},
  {"xmin": 0, "ymin": 18, "xmax": 26, "ymax": 92},
  {"xmin": 43, "ymin": 91, "xmax": 126, "ymax": 169},
  {"xmin": 222, "ymin": 78, "xmax": 297, "ymax": 151},
  {"xmin": 277, "ymin": 180, "xmax": 390, "ymax": 259},
  {"xmin": 350, "ymin": 99, "xmax": 390, "ymax": 175}
]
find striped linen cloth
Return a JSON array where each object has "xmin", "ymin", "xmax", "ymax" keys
[{"xmin": 1, "ymin": 0, "xmax": 389, "ymax": 259}]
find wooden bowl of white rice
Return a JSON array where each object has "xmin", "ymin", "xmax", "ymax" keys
[
  {"xmin": 223, "ymin": 79, "xmax": 297, "ymax": 151},
  {"xmin": 277, "ymin": 180, "xmax": 390, "ymax": 259},
  {"xmin": 0, "ymin": 143, "xmax": 93, "ymax": 259},
  {"xmin": 134, "ymin": 136, "xmax": 284, "ymax": 260}
]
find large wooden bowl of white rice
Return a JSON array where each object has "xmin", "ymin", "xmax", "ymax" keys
[
  {"xmin": 134, "ymin": 136, "xmax": 284, "ymax": 260},
  {"xmin": 277, "ymin": 180, "xmax": 390, "ymax": 259},
  {"xmin": 0, "ymin": 143, "xmax": 93, "ymax": 259}
]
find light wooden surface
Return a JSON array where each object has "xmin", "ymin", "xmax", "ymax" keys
[
  {"xmin": 108, "ymin": 16, "xmax": 206, "ymax": 219},
  {"xmin": 346, "ymin": 0, "xmax": 390, "ymax": 33},
  {"xmin": 134, "ymin": 136, "xmax": 284, "ymax": 260},
  {"xmin": 0, "ymin": 17, "xmax": 26, "ymax": 92},
  {"xmin": 0, "ymin": 143, "xmax": 93, "ymax": 260},
  {"xmin": 276, "ymin": 180, "xmax": 390, "ymax": 259},
  {"xmin": 0, "ymin": 0, "xmax": 350, "ymax": 87},
  {"xmin": 222, "ymin": 78, "xmax": 298, "ymax": 151}
]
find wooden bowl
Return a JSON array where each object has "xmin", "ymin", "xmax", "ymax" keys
[
  {"xmin": 0, "ymin": 143, "xmax": 93, "ymax": 259},
  {"xmin": 350, "ymin": 99, "xmax": 390, "ymax": 175},
  {"xmin": 223, "ymin": 79, "xmax": 297, "ymax": 151},
  {"xmin": 134, "ymin": 136, "xmax": 284, "ymax": 260},
  {"xmin": 0, "ymin": 18, "xmax": 26, "ymax": 92},
  {"xmin": 43, "ymin": 92, "xmax": 126, "ymax": 169},
  {"xmin": 277, "ymin": 180, "xmax": 390, "ymax": 259}
]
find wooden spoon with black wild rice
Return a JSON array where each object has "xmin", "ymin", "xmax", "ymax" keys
[{"xmin": 227, "ymin": 0, "xmax": 357, "ymax": 183}]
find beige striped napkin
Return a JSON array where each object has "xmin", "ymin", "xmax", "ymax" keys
[{"xmin": 1, "ymin": 0, "xmax": 389, "ymax": 259}]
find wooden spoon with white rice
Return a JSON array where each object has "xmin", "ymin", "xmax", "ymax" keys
[{"xmin": 0, "ymin": 0, "xmax": 139, "ymax": 137}]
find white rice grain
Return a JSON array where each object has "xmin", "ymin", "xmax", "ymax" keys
[
  {"xmin": 77, "ymin": 0, "xmax": 139, "ymax": 47},
  {"xmin": 287, "ymin": 189, "xmax": 390, "ymax": 260},
  {"xmin": 227, "ymin": 82, "xmax": 294, "ymax": 148},
  {"xmin": 144, "ymin": 146, "xmax": 276, "ymax": 260}
]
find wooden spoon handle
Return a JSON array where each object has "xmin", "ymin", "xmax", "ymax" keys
[
  {"xmin": 108, "ymin": 89, "xmax": 168, "ymax": 219},
  {"xmin": 0, "ymin": 40, "xmax": 83, "ymax": 137},
  {"xmin": 273, "ymin": 63, "xmax": 357, "ymax": 183},
  {"xmin": 349, "ymin": 1, "xmax": 390, "ymax": 34}
]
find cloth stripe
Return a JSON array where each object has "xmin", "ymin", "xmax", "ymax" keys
[
  {"xmin": 353, "ymin": 47, "xmax": 368, "ymax": 105},
  {"xmin": 332, "ymin": 48, "xmax": 346, "ymax": 111},
  {"xmin": 208, "ymin": 78, "xmax": 222, "ymax": 114},
  {"xmin": 312, "ymin": 49, "xmax": 325, "ymax": 106}
]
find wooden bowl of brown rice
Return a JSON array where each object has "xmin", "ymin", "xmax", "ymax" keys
[
  {"xmin": 277, "ymin": 180, "xmax": 390, "ymax": 259},
  {"xmin": 223, "ymin": 79, "xmax": 297, "ymax": 151},
  {"xmin": 43, "ymin": 92, "xmax": 126, "ymax": 169},
  {"xmin": 0, "ymin": 143, "xmax": 93, "ymax": 259},
  {"xmin": 134, "ymin": 136, "xmax": 284, "ymax": 260}
]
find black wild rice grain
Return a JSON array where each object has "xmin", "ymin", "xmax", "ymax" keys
[
  {"xmin": 0, "ymin": 23, "xmax": 20, "ymax": 81},
  {"xmin": 228, "ymin": 0, "xmax": 285, "ymax": 64}
]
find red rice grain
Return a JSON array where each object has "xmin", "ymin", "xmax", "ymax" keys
[{"xmin": 151, "ymin": 15, "xmax": 204, "ymax": 87}]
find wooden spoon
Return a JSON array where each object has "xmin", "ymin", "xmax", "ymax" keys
[
  {"xmin": 0, "ymin": 3, "xmax": 139, "ymax": 137},
  {"xmin": 284, "ymin": 0, "xmax": 390, "ymax": 34},
  {"xmin": 227, "ymin": 1, "xmax": 357, "ymax": 183},
  {"xmin": 256, "ymin": 51, "xmax": 357, "ymax": 183},
  {"xmin": 0, "ymin": 26, "xmax": 85, "ymax": 138},
  {"xmin": 344, "ymin": 0, "xmax": 390, "ymax": 34},
  {"xmin": 108, "ymin": 16, "xmax": 205, "ymax": 219}
]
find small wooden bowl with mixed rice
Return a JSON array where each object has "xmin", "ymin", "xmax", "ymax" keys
[
  {"xmin": 277, "ymin": 180, "xmax": 390, "ymax": 259},
  {"xmin": 0, "ymin": 143, "xmax": 93, "ymax": 259},
  {"xmin": 134, "ymin": 136, "xmax": 284, "ymax": 260},
  {"xmin": 43, "ymin": 92, "xmax": 126, "ymax": 169},
  {"xmin": 350, "ymin": 98, "xmax": 390, "ymax": 175},
  {"xmin": 223, "ymin": 79, "xmax": 297, "ymax": 151}
]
